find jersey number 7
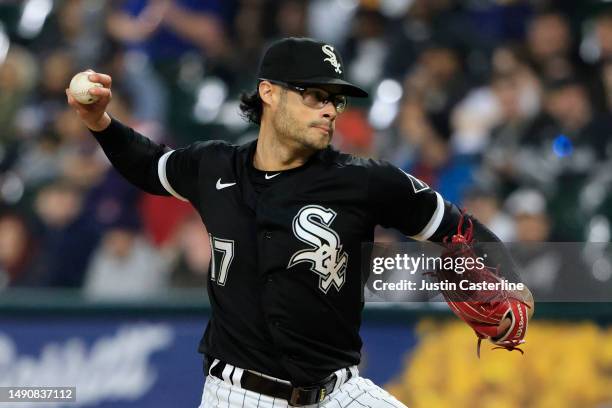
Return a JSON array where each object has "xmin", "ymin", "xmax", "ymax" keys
[{"xmin": 209, "ymin": 234, "xmax": 235, "ymax": 286}]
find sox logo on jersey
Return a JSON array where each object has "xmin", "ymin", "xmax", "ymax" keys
[{"xmin": 288, "ymin": 205, "xmax": 348, "ymax": 293}]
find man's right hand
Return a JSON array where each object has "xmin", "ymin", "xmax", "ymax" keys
[{"xmin": 65, "ymin": 70, "xmax": 113, "ymax": 132}]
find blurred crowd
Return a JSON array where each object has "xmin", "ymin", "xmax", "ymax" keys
[{"xmin": 0, "ymin": 0, "xmax": 611, "ymax": 298}]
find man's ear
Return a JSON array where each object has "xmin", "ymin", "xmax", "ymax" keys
[{"xmin": 259, "ymin": 81, "xmax": 274, "ymax": 106}]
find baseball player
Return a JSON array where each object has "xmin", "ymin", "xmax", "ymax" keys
[{"xmin": 66, "ymin": 37, "xmax": 534, "ymax": 407}]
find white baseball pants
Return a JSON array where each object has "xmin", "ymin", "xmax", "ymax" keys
[{"xmin": 198, "ymin": 360, "xmax": 407, "ymax": 408}]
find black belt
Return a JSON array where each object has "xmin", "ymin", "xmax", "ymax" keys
[{"xmin": 208, "ymin": 359, "xmax": 352, "ymax": 406}]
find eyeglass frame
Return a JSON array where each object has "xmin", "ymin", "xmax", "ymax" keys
[{"xmin": 259, "ymin": 79, "xmax": 348, "ymax": 113}]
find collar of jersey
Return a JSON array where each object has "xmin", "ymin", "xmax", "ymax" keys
[
  {"xmin": 244, "ymin": 139, "xmax": 332, "ymax": 177},
  {"xmin": 235, "ymin": 140, "xmax": 336, "ymax": 212}
]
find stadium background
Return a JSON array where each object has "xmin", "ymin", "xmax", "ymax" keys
[{"xmin": 1, "ymin": 0, "xmax": 612, "ymax": 407}]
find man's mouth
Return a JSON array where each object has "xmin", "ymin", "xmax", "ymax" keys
[{"xmin": 312, "ymin": 125, "xmax": 332, "ymax": 134}]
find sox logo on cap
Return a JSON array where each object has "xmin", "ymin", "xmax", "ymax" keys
[{"xmin": 322, "ymin": 45, "xmax": 342, "ymax": 74}]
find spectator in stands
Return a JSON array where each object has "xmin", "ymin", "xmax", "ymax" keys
[
  {"xmin": 0, "ymin": 46, "xmax": 37, "ymax": 146},
  {"xmin": 0, "ymin": 213, "xmax": 37, "ymax": 288},
  {"xmin": 482, "ymin": 77, "xmax": 609, "ymax": 202},
  {"xmin": 487, "ymin": 77, "xmax": 612, "ymax": 239},
  {"xmin": 11, "ymin": 130, "xmax": 63, "ymax": 189},
  {"xmin": 481, "ymin": 71, "xmax": 541, "ymax": 194},
  {"xmin": 166, "ymin": 213, "xmax": 210, "ymax": 289},
  {"xmin": 463, "ymin": 187, "xmax": 515, "ymax": 242},
  {"xmin": 450, "ymin": 44, "xmax": 541, "ymax": 155},
  {"xmin": 273, "ymin": 0, "xmax": 307, "ymax": 39},
  {"xmin": 591, "ymin": 9, "xmax": 612, "ymax": 111},
  {"xmin": 404, "ymin": 43, "xmax": 469, "ymax": 124},
  {"xmin": 35, "ymin": 0, "xmax": 111, "ymax": 68},
  {"xmin": 384, "ymin": 0, "xmax": 475, "ymax": 80},
  {"xmin": 506, "ymin": 188, "xmax": 551, "ymax": 243},
  {"xmin": 396, "ymin": 98, "xmax": 431, "ymax": 161},
  {"xmin": 82, "ymin": 165, "xmax": 142, "ymax": 233},
  {"xmin": 83, "ymin": 210, "xmax": 171, "ymax": 300},
  {"xmin": 106, "ymin": 0, "xmax": 232, "ymax": 134},
  {"xmin": 402, "ymin": 116, "xmax": 476, "ymax": 205},
  {"xmin": 37, "ymin": 50, "xmax": 76, "ymax": 124},
  {"xmin": 29, "ymin": 181, "xmax": 100, "ymax": 287},
  {"xmin": 504, "ymin": 188, "xmax": 602, "ymax": 301},
  {"xmin": 231, "ymin": 0, "xmax": 266, "ymax": 81},
  {"xmin": 505, "ymin": 188, "xmax": 558, "ymax": 300},
  {"xmin": 343, "ymin": 7, "xmax": 389, "ymax": 90},
  {"xmin": 526, "ymin": 11, "xmax": 580, "ymax": 81}
]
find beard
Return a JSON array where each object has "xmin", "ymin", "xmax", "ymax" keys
[{"xmin": 272, "ymin": 94, "xmax": 332, "ymax": 151}]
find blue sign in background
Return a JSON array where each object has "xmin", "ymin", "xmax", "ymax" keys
[{"xmin": 0, "ymin": 316, "xmax": 416, "ymax": 407}]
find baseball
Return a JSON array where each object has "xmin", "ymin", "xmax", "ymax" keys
[{"xmin": 69, "ymin": 72, "xmax": 103, "ymax": 104}]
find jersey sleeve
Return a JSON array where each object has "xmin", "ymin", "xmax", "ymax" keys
[
  {"xmin": 367, "ymin": 160, "xmax": 446, "ymax": 241},
  {"xmin": 157, "ymin": 141, "xmax": 219, "ymax": 203}
]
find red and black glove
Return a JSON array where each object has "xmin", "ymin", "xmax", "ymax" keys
[{"xmin": 429, "ymin": 214, "xmax": 531, "ymax": 357}]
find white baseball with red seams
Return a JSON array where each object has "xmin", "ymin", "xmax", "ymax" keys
[{"xmin": 69, "ymin": 72, "xmax": 103, "ymax": 104}]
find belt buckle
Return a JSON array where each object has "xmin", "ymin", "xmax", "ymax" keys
[{"xmin": 289, "ymin": 385, "xmax": 326, "ymax": 406}]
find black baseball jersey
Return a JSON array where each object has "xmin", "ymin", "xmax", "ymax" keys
[{"xmin": 91, "ymin": 118, "xmax": 487, "ymax": 385}]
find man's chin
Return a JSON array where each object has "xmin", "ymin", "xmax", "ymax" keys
[
  {"xmin": 310, "ymin": 140, "xmax": 331, "ymax": 151},
  {"xmin": 295, "ymin": 130, "xmax": 333, "ymax": 151},
  {"xmin": 297, "ymin": 141, "xmax": 324, "ymax": 152},
  {"xmin": 310, "ymin": 132, "xmax": 333, "ymax": 150}
]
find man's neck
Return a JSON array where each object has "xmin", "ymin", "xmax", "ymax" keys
[{"xmin": 253, "ymin": 124, "xmax": 314, "ymax": 171}]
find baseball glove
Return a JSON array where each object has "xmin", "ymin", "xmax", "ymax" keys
[{"xmin": 428, "ymin": 213, "xmax": 531, "ymax": 357}]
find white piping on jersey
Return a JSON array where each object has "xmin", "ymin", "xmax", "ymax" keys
[
  {"xmin": 158, "ymin": 150, "xmax": 188, "ymax": 202},
  {"xmin": 410, "ymin": 191, "xmax": 444, "ymax": 241}
]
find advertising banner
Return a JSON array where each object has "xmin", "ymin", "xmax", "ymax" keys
[{"xmin": 0, "ymin": 315, "xmax": 416, "ymax": 407}]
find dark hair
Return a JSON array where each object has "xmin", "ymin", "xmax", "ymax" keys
[
  {"xmin": 239, "ymin": 89, "xmax": 263, "ymax": 126},
  {"xmin": 543, "ymin": 76, "xmax": 583, "ymax": 93}
]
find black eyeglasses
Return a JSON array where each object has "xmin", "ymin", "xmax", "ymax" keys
[{"xmin": 263, "ymin": 79, "xmax": 348, "ymax": 113}]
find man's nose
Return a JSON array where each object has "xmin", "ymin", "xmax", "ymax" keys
[{"xmin": 321, "ymin": 102, "xmax": 337, "ymax": 120}]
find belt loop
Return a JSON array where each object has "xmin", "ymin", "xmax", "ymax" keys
[
  {"xmin": 208, "ymin": 358, "xmax": 220, "ymax": 376},
  {"xmin": 222, "ymin": 364, "xmax": 234, "ymax": 383},
  {"xmin": 231, "ymin": 367, "xmax": 244, "ymax": 389},
  {"xmin": 332, "ymin": 368, "xmax": 346, "ymax": 392},
  {"xmin": 349, "ymin": 366, "xmax": 359, "ymax": 378}
]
